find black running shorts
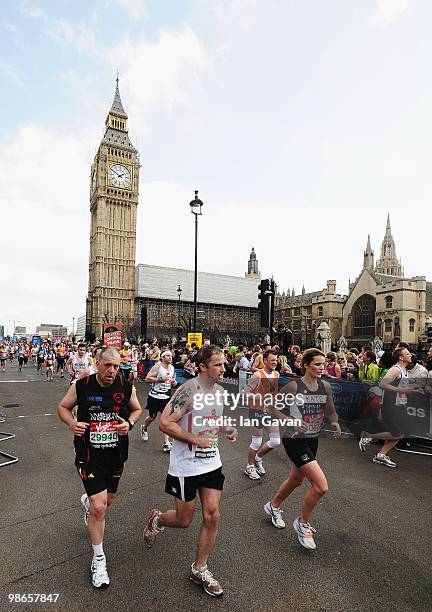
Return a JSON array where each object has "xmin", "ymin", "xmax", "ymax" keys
[
  {"xmin": 146, "ymin": 395, "xmax": 170, "ymax": 418},
  {"xmin": 282, "ymin": 437, "xmax": 319, "ymax": 468},
  {"xmin": 76, "ymin": 459, "xmax": 124, "ymax": 497},
  {"xmin": 165, "ymin": 466, "xmax": 225, "ymax": 502}
]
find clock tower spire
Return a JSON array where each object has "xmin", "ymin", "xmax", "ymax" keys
[{"xmin": 86, "ymin": 76, "xmax": 140, "ymax": 340}]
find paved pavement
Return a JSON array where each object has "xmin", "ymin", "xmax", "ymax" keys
[{"xmin": 1, "ymin": 363, "xmax": 431, "ymax": 611}]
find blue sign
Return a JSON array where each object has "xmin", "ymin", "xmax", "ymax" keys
[{"xmin": 32, "ymin": 335, "xmax": 41, "ymax": 347}]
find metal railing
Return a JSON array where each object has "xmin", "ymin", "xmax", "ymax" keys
[{"xmin": 0, "ymin": 409, "xmax": 18, "ymax": 467}]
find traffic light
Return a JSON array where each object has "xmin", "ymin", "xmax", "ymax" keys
[{"xmin": 258, "ymin": 279, "xmax": 271, "ymax": 328}]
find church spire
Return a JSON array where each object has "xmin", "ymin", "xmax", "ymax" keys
[
  {"xmin": 363, "ymin": 234, "xmax": 374, "ymax": 271},
  {"xmin": 110, "ymin": 73, "xmax": 128, "ymax": 118},
  {"xmin": 245, "ymin": 246, "xmax": 261, "ymax": 279},
  {"xmin": 374, "ymin": 216, "xmax": 403, "ymax": 277},
  {"xmin": 102, "ymin": 75, "xmax": 135, "ymax": 150}
]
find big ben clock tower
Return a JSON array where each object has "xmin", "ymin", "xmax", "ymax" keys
[{"xmin": 86, "ymin": 77, "xmax": 140, "ymax": 339}]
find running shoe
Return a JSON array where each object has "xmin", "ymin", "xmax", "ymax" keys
[
  {"xmin": 143, "ymin": 509, "xmax": 164, "ymax": 547},
  {"xmin": 373, "ymin": 453, "xmax": 397, "ymax": 468},
  {"xmin": 264, "ymin": 501, "xmax": 285, "ymax": 528},
  {"xmin": 80, "ymin": 493, "xmax": 89, "ymax": 527},
  {"xmin": 244, "ymin": 465, "xmax": 260, "ymax": 480},
  {"xmin": 141, "ymin": 425, "xmax": 149, "ymax": 441},
  {"xmin": 91, "ymin": 556, "xmax": 109, "ymax": 588},
  {"xmin": 163, "ymin": 441, "xmax": 172, "ymax": 452},
  {"xmin": 359, "ymin": 432, "xmax": 372, "ymax": 452},
  {"xmin": 254, "ymin": 458, "xmax": 266, "ymax": 475},
  {"xmin": 190, "ymin": 564, "xmax": 223, "ymax": 597},
  {"xmin": 293, "ymin": 516, "xmax": 317, "ymax": 550}
]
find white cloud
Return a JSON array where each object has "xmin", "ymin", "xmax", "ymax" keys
[
  {"xmin": 47, "ymin": 19, "xmax": 100, "ymax": 54},
  {"xmin": 370, "ymin": 0, "xmax": 410, "ymax": 26},
  {"xmin": 0, "ymin": 61, "xmax": 24, "ymax": 87},
  {"xmin": 206, "ymin": 0, "xmax": 261, "ymax": 32},
  {"xmin": 0, "ymin": 123, "xmax": 99, "ymax": 332},
  {"xmin": 112, "ymin": 0, "xmax": 147, "ymax": 20},
  {"xmin": 19, "ymin": 0, "xmax": 47, "ymax": 20},
  {"xmin": 0, "ymin": 20, "xmax": 19, "ymax": 33},
  {"xmin": 104, "ymin": 26, "xmax": 209, "ymax": 116}
]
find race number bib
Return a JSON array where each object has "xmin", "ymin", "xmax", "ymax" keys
[
  {"xmin": 157, "ymin": 382, "xmax": 171, "ymax": 393},
  {"xmin": 195, "ymin": 433, "xmax": 219, "ymax": 459},
  {"xmin": 89, "ymin": 421, "xmax": 118, "ymax": 445},
  {"xmin": 303, "ymin": 414, "xmax": 324, "ymax": 434}
]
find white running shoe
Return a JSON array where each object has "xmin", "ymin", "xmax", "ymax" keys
[
  {"xmin": 80, "ymin": 493, "xmax": 89, "ymax": 527},
  {"xmin": 254, "ymin": 458, "xmax": 266, "ymax": 475},
  {"xmin": 190, "ymin": 563, "xmax": 223, "ymax": 597},
  {"xmin": 264, "ymin": 501, "xmax": 285, "ymax": 528},
  {"xmin": 91, "ymin": 556, "xmax": 109, "ymax": 588},
  {"xmin": 244, "ymin": 465, "xmax": 260, "ymax": 480},
  {"xmin": 373, "ymin": 453, "xmax": 397, "ymax": 468},
  {"xmin": 359, "ymin": 432, "xmax": 372, "ymax": 452},
  {"xmin": 141, "ymin": 425, "xmax": 149, "ymax": 441},
  {"xmin": 293, "ymin": 516, "xmax": 317, "ymax": 550}
]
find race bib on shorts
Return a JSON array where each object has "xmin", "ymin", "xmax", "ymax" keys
[{"xmin": 89, "ymin": 421, "xmax": 118, "ymax": 445}]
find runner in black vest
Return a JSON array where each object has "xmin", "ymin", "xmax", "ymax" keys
[
  {"xmin": 264, "ymin": 348, "xmax": 341, "ymax": 550},
  {"xmin": 57, "ymin": 346, "xmax": 142, "ymax": 588}
]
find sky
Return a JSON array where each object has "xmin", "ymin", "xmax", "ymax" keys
[{"xmin": 1, "ymin": 0, "xmax": 431, "ymax": 336}]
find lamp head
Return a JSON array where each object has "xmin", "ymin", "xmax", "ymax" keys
[{"xmin": 189, "ymin": 190, "xmax": 203, "ymax": 215}]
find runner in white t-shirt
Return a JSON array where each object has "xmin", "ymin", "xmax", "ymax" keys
[
  {"xmin": 143, "ymin": 345, "xmax": 237, "ymax": 598},
  {"xmin": 67, "ymin": 343, "xmax": 91, "ymax": 384}
]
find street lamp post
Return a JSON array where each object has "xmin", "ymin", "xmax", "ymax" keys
[
  {"xmin": 177, "ymin": 284, "xmax": 182, "ymax": 344},
  {"xmin": 189, "ymin": 190, "xmax": 203, "ymax": 332},
  {"xmin": 72, "ymin": 317, "xmax": 75, "ymax": 338}
]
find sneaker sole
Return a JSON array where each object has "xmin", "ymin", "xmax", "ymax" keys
[
  {"xmin": 244, "ymin": 470, "xmax": 260, "ymax": 480},
  {"xmin": 92, "ymin": 577, "xmax": 110, "ymax": 588},
  {"xmin": 293, "ymin": 520, "xmax": 316, "ymax": 550},
  {"xmin": 189, "ymin": 575, "xmax": 223, "ymax": 597},
  {"xmin": 372, "ymin": 457, "xmax": 397, "ymax": 468},
  {"xmin": 144, "ymin": 510, "xmax": 160, "ymax": 547},
  {"xmin": 264, "ymin": 504, "xmax": 285, "ymax": 529},
  {"xmin": 254, "ymin": 463, "xmax": 266, "ymax": 475}
]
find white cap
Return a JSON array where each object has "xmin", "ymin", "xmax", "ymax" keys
[
  {"xmin": 377, "ymin": 350, "xmax": 385, "ymax": 358},
  {"xmin": 124, "ymin": 341, "xmax": 130, "ymax": 347}
]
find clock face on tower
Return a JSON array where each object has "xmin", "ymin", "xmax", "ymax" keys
[{"xmin": 108, "ymin": 163, "xmax": 132, "ymax": 189}]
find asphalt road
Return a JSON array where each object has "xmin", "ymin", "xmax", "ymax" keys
[{"xmin": 1, "ymin": 364, "xmax": 431, "ymax": 611}]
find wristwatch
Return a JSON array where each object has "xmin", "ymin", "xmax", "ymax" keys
[{"xmin": 128, "ymin": 420, "xmax": 135, "ymax": 430}]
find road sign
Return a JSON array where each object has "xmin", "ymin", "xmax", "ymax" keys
[{"xmin": 187, "ymin": 333, "xmax": 202, "ymax": 348}]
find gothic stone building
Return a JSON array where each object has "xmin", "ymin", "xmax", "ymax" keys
[
  {"xmin": 275, "ymin": 216, "xmax": 432, "ymax": 349},
  {"xmin": 134, "ymin": 250, "xmax": 266, "ymax": 344}
]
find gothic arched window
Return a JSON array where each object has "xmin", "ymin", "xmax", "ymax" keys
[
  {"xmin": 318, "ymin": 306, "xmax": 323, "ymax": 317},
  {"xmin": 409, "ymin": 319, "xmax": 415, "ymax": 332},
  {"xmin": 384, "ymin": 319, "xmax": 392, "ymax": 333},
  {"xmin": 385, "ymin": 296, "xmax": 393, "ymax": 309},
  {"xmin": 377, "ymin": 318, "xmax": 383, "ymax": 337},
  {"xmin": 352, "ymin": 294, "xmax": 376, "ymax": 339},
  {"xmin": 394, "ymin": 317, "xmax": 400, "ymax": 338}
]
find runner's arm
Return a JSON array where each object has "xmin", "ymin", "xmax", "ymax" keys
[
  {"xmin": 250, "ymin": 354, "xmax": 262, "ymax": 373},
  {"xmin": 264, "ymin": 380, "xmax": 297, "ymax": 419},
  {"xmin": 57, "ymin": 384, "xmax": 87, "ymax": 436},
  {"xmin": 322, "ymin": 380, "xmax": 341, "ymax": 437},
  {"xmin": 127, "ymin": 386, "xmax": 142, "ymax": 425},
  {"xmin": 379, "ymin": 366, "xmax": 415, "ymax": 393},
  {"xmin": 159, "ymin": 384, "xmax": 210, "ymax": 446},
  {"xmin": 145, "ymin": 363, "xmax": 160, "ymax": 383}
]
